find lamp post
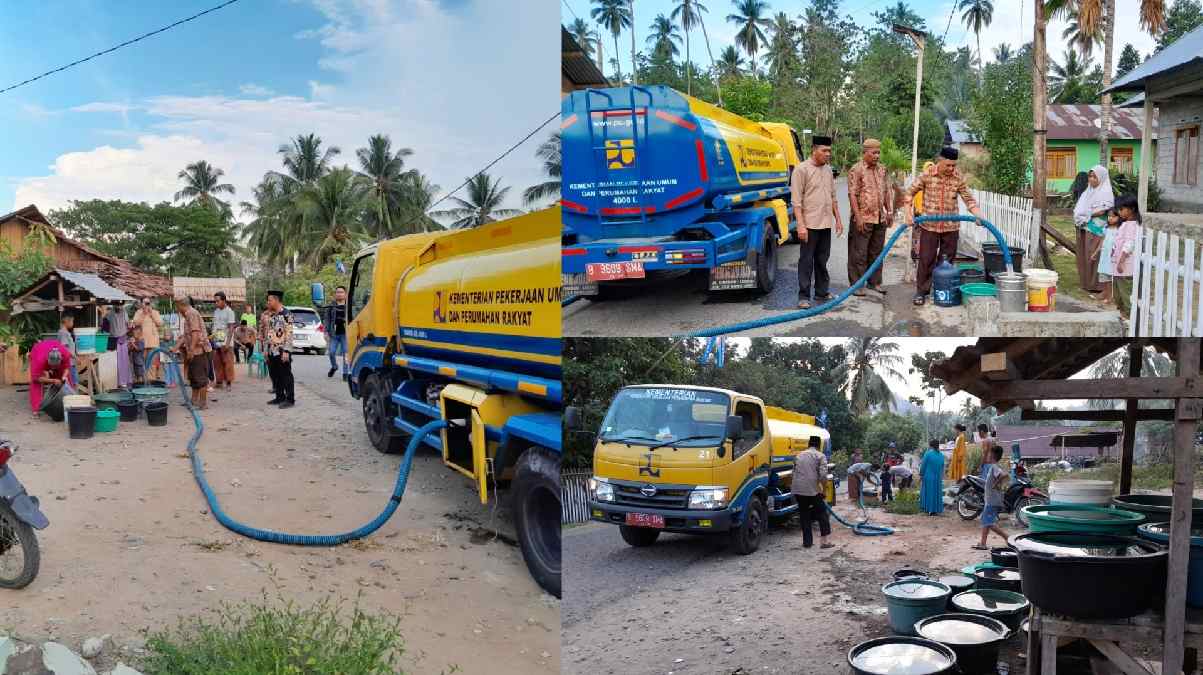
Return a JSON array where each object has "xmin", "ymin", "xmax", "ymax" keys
[{"xmin": 892, "ymin": 23, "xmax": 927, "ymax": 180}]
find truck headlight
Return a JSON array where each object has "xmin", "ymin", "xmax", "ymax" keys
[
  {"xmin": 589, "ymin": 477, "xmax": 615, "ymax": 503},
  {"xmin": 688, "ymin": 486, "xmax": 728, "ymax": 510}
]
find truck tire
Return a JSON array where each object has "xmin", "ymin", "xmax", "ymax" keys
[
  {"xmin": 362, "ymin": 373, "xmax": 403, "ymax": 454},
  {"xmin": 731, "ymin": 495, "xmax": 766, "ymax": 555},
  {"xmin": 754, "ymin": 224, "xmax": 777, "ymax": 295},
  {"xmin": 619, "ymin": 525, "xmax": 661, "ymax": 547},
  {"xmin": 513, "ymin": 447, "xmax": 561, "ymax": 598}
]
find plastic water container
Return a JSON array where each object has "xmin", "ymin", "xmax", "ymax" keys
[
  {"xmin": 1026, "ymin": 268, "xmax": 1058, "ymax": 312},
  {"xmin": 1138, "ymin": 522, "xmax": 1203, "ymax": 607},
  {"xmin": 1049, "ymin": 479, "xmax": 1114, "ymax": 506},
  {"xmin": 932, "ymin": 257, "xmax": 962, "ymax": 307},
  {"xmin": 75, "ymin": 328, "xmax": 98, "ymax": 353},
  {"xmin": 882, "ymin": 578, "xmax": 952, "ymax": 636}
]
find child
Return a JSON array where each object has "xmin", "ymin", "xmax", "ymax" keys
[
  {"xmin": 972, "ymin": 445, "xmax": 1010, "ymax": 551},
  {"xmin": 1092, "ymin": 208, "xmax": 1122, "ymax": 305},
  {"xmin": 129, "ymin": 324, "xmax": 146, "ymax": 384},
  {"xmin": 1111, "ymin": 195, "xmax": 1143, "ymax": 318},
  {"xmin": 879, "ymin": 464, "xmax": 894, "ymax": 503}
]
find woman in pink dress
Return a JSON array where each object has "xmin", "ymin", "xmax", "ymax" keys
[{"xmin": 28, "ymin": 339, "xmax": 73, "ymax": 414}]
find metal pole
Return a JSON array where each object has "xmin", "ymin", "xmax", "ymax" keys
[{"xmin": 909, "ymin": 35, "xmax": 925, "ymax": 179}]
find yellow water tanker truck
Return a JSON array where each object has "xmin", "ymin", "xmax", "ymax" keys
[
  {"xmin": 323, "ymin": 208, "xmax": 562, "ymax": 596},
  {"xmin": 577, "ymin": 385, "xmax": 829, "ymax": 553}
]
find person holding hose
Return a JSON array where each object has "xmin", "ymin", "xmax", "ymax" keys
[
  {"xmin": 905, "ymin": 146, "xmax": 984, "ymax": 306},
  {"xmin": 792, "ymin": 436, "xmax": 833, "ymax": 549},
  {"xmin": 791, "ymin": 134, "xmax": 844, "ymax": 310}
]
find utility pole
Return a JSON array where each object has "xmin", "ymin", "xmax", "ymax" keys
[{"xmin": 893, "ymin": 24, "xmax": 927, "ymax": 180}]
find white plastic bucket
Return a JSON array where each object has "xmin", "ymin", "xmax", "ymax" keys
[
  {"xmin": 1026, "ymin": 268, "xmax": 1058, "ymax": 312},
  {"xmin": 1049, "ymin": 479, "xmax": 1113, "ymax": 505}
]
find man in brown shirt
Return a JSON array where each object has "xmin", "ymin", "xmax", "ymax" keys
[
  {"xmin": 846, "ymin": 138, "xmax": 893, "ymax": 296},
  {"xmin": 172, "ymin": 295, "xmax": 213, "ymax": 410},
  {"xmin": 791, "ymin": 436, "xmax": 832, "ymax": 549},
  {"xmin": 791, "ymin": 134, "xmax": 844, "ymax": 309},
  {"xmin": 905, "ymin": 146, "xmax": 984, "ymax": 305}
]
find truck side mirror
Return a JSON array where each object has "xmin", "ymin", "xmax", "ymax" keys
[
  {"xmin": 564, "ymin": 406, "xmax": 582, "ymax": 430},
  {"xmin": 725, "ymin": 415, "xmax": 743, "ymax": 442},
  {"xmin": 310, "ymin": 282, "xmax": 325, "ymax": 307}
]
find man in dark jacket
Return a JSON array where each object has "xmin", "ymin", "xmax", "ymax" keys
[{"xmin": 320, "ymin": 285, "xmax": 349, "ymax": 380}]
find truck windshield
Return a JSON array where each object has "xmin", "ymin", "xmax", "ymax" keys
[{"xmin": 599, "ymin": 388, "xmax": 730, "ymax": 448}]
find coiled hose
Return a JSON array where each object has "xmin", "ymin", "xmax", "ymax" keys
[
  {"xmin": 145, "ymin": 347, "xmax": 443, "ymax": 546},
  {"xmin": 682, "ymin": 215, "xmax": 1014, "ymax": 337},
  {"xmin": 825, "ymin": 490, "xmax": 894, "ymax": 536}
]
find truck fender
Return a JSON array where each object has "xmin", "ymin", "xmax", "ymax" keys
[{"xmin": 753, "ymin": 199, "xmax": 791, "ymax": 245}]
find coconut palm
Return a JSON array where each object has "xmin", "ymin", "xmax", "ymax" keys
[
  {"xmin": 958, "ymin": 0, "xmax": 994, "ymax": 80},
  {"xmin": 670, "ymin": 0, "xmax": 708, "ymax": 95},
  {"xmin": 397, "ymin": 172, "xmax": 442, "ymax": 232},
  {"xmin": 567, "ymin": 17, "xmax": 599, "ymax": 61},
  {"xmin": 591, "ymin": 0, "xmax": 631, "ymax": 82},
  {"xmin": 273, "ymin": 133, "xmax": 340, "ymax": 191},
  {"xmin": 765, "ymin": 12, "xmax": 798, "ymax": 81},
  {"xmin": 174, "ymin": 160, "xmax": 235, "ymax": 217},
  {"xmin": 524, "ymin": 131, "xmax": 561, "ymax": 207},
  {"xmin": 993, "ymin": 42, "xmax": 1013, "ymax": 63},
  {"xmin": 647, "ymin": 13, "xmax": 682, "ymax": 60},
  {"xmin": 293, "ymin": 167, "xmax": 371, "ymax": 267},
  {"xmin": 240, "ymin": 178, "xmax": 290, "ymax": 266},
  {"xmin": 727, "ymin": 0, "xmax": 772, "ymax": 70},
  {"xmin": 1049, "ymin": 47, "xmax": 1097, "ymax": 103},
  {"xmin": 628, "ymin": 0, "xmax": 638, "ymax": 84},
  {"xmin": 716, "ymin": 45, "xmax": 744, "ymax": 77},
  {"xmin": 1063, "ymin": 13, "xmax": 1103, "ymax": 55},
  {"xmin": 843, "ymin": 338, "xmax": 907, "ymax": 416},
  {"xmin": 431, "ymin": 173, "xmax": 524, "ymax": 229},
  {"xmin": 354, "ymin": 134, "xmax": 415, "ymax": 239},
  {"xmin": 1088, "ymin": 346, "xmax": 1175, "ymax": 410}
]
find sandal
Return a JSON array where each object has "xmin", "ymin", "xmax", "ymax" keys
[
  {"xmin": 913, "ymin": 294, "xmax": 926, "ymax": 306},
  {"xmin": 797, "ymin": 300, "xmax": 812, "ymax": 309},
  {"xmin": 971, "ymin": 544, "xmax": 988, "ymax": 550}
]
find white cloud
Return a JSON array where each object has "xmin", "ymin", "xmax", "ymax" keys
[
  {"xmin": 21, "ymin": 103, "xmax": 59, "ymax": 119},
  {"xmin": 238, "ymin": 83, "xmax": 275, "ymax": 97},
  {"xmin": 70, "ymin": 102, "xmax": 137, "ymax": 113}
]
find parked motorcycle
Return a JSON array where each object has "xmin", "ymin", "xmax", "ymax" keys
[
  {"xmin": 0, "ymin": 439, "xmax": 48, "ymax": 588},
  {"xmin": 951, "ymin": 463, "xmax": 1047, "ymax": 528}
]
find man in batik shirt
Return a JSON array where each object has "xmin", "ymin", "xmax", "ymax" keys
[
  {"xmin": 846, "ymin": 138, "xmax": 894, "ymax": 296},
  {"xmin": 905, "ymin": 146, "xmax": 984, "ymax": 306},
  {"xmin": 264, "ymin": 290, "xmax": 296, "ymax": 408}
]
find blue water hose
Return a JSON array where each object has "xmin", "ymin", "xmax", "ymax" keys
[
  {"xmin": 682, "ymin": 214, "xmax": 1014, "ymax": 338},
  {"xmin": 144, "ymin": 347, "xmax": 442, "ymax": 546},
  {"xmin": 825, "ymin": 490, "xmax": 894, "ymax": 536}
]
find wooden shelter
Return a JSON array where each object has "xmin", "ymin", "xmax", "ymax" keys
[
  {"xmin": 171, "ymin": 277, "xmax": 247, "ymax": 304},
  {"xmin": 933, "ymin": 337, "xmax": 1201, "ymax": 674}
]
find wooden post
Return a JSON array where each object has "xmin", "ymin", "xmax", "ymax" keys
[
  {"xmin": 1139, "ymin": 94, "xmax": 1154, "ymax": 213},
  {"xmin": 1032, "ymin": 0, "xmax": 1050, "ymax": 269},
  {"xmin": 1120, "ymin": 342, "xmax": 1143, "ymax": 495},
  {"xmin": 1163, "ymin": 337, "xmax": 1201, "ymax": 675}
]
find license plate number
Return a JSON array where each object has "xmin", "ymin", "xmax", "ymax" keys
[
  {"xmin": 625, "ymin": 512, "xmax": 664, "ymax": 528},
  {"xmin": 586, "ymin": 261, "xmax": 645, "ymax": 282}
]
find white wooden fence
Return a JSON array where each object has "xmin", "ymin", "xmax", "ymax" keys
[
  {"xmin": 959, "ymin": 189, "xmax": 1039, "ymax": 259},
  {"xmin": 1128, "ymin": 228, "xmax": 1203, "ymax": 337},
  {"xmin": 562, "ymin": 469, "xmax": 592, "ymax": 524}
]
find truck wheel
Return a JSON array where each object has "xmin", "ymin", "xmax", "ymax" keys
[
  {"xmin": 619, "ymin": 525, "xmax": 661, "ymax": 547},
  {"xmin": 362, "ymin": 373, "xmax": 403, "ymax": 454},
  {"xmin": 731, "ymin": 495, "xmax": 766, "ymax": 555},
  {"xmin": 754, "ymin": 225, "xmax": 777, "ymax": 295},
  {"xmin": 513, "ymin": 447, "xmax": 561, "ymax": 597}
]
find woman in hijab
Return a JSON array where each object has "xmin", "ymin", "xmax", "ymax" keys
[
  {"xmin": 919, "ymin": 439, "xmax": 946, "ymax": 515},
  {"xmin": 1072, "ymin": 164, "xmax": 1114, "ymax": 293}
]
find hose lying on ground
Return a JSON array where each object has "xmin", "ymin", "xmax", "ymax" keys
[
  {"xmin": 145, "ymin": 347, "xmax": 445, "ymax": 546},
  {"xmin": 824, "ymin": 490, "xmax": 895, "ymax": 536}
]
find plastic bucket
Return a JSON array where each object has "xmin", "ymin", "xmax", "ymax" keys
[
  {"xmin": 959, "ymin": 268, "xmax": 986, "ymax": 285},
  {"xmin": 68, "ymin": 406, "xmax": 97, "ymax": 439},
  {"xmin": 117, "ymin": 399, "xmax": 141, "ymax": 422},
  {"xmin": 1114, "ymin": 493, "xmax": 1203, "ymax": 525},
  {"xmin": 995, "ymin": 272, "xmax": 1027, "ymax": 313},
  {"xmin": 39, "ymin": 384, "xmax": 67, "ymax": 422},
  {"xmin": 94, "ymin": 332, "xmax": 110, "ymax": 353},
  {"xmin": 145, "ymin": 401, "xmax": 168, "ymax": 427},
  {"xmin": 882, "ymin": 578, "xmax": 952, "ymax": 636},
  {"xmin": 1025, "ymin": 268, "xmax": 1058, "ymax": 312},
  {"xmin": 950, "ymin": 589, "xmax": 1030, "ymax": 632},
  {"xmin": 982, "ymin": 244, "xmax": 1025, "ymax": 282},
  {"xmin": 94, "ymin": 408, "xmax": 120, "ymax": 433},
  {"xmin": 94, "ymin": 390, "xmax": 134, "ymax": 411},
  {"xmin": 848, "ymin": 636, "xmax": 958, "ymax": 675},
  {"xmin": 1022, "ymin": 503, "xmax": 1145, "ymax": 535},
  {"xmin": 1138, "ymin": 522, "xmax": 1203, "ymax": 608},
  {"xmin": 75, "ymin": 328, "xmax": 98, "ymax": 353},
  {"xmin": 938, "ymin": 575, "xmax": 975, "ymax": 608},
  {"xmin": 1050, "ymin": 479, "xmax": 1114, "ymax": 506},
  {"xmin": 914, "ymin": 613, "xmax": 1010, "ymax": 675},
  {"xmin": 132, "ymin": 386, "xmax": 168, "ymax": 404}
]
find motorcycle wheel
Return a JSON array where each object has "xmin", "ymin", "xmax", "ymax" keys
[
  {"xmin": 1012, "ymin": 496, "xmax": 1047, "ymax": 529},
  {"xmin": 956, "ymin": 492, "xmax": 984, "ymax": 521},
  {"xmin": 0, "ymin": 501, "xmax": 38, "ymax": 589}
]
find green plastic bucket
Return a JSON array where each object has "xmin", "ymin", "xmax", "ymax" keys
[
  {"xmin": 1021, "ymin": 503, "xmax": 1146, "ymax": 536},
  {"xmin": 132, "ymin": 386, "xmax": 168, "ymax": 404},
  {"xmin": 93, "ymin": 332, "xmax": 110, "ymax": 353},
  {"xmin": 93, "ymin": 390, "xmax": 134, "ymax": 411},
  {"xmin": 94, "ymin": 408, "xmax": 120, "ymax": 433},
  {"xmin": 961, "ymin": 283, "xmax": 997, "ymax": 297},
  {"xmin": 882, "ymin": 578, "xmax": 952, "ymax": 636}
]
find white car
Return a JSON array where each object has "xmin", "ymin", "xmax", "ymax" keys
[{"xmin": 285, "ymin": 306, "xmax": 328, "ymax": 355}]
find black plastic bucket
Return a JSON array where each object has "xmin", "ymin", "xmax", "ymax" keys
[
  {"xmin": 959, "ymin": 268, "xmax": 986, "ymax": 285},
  {"xmin": 990, "ymin": 547, "xmax": 1019, "ymax": 568},
  {"xmin": 893, "ymin": 567, "xmax": 927, "ymax": 582},
  {"xmin": 39, "ymin": 384, "xmax": 66, "ymax": 422},
  {"xmin": 68, "ymin": 405, "xmax": 97, "ymax": 439},
  {"xmin": 914, "ymin": 613, "xmax": 1010, "ymax": 675},
  {"xmin": 117, "ymin": 399, "xmax": 141, "ymax": 422},
  {"xmin": 145, "ymin": 401, "xmax": 168, "ymax": 427},
  {"xmin": 848, "ymin": 636, "xmax": 958, "ymax": 675},
  {"xmin": 982, "ymin": 244, "xmax": 1025, "ymax": 282}
]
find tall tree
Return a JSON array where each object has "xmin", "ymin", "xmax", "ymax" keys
[
  {"xmin": 591, "ymin": 0, "xmax": 631, "ymax": 82},
  {"xmin": 1115, "ymin": 43, "xmax": 1142, "ymax": 77},
  {"xmin": 647, "ymin": 13, "xmax": 682, "ymax": 59},
  {"xmin": 629, "ymin": 0, "xmax": 639, "ymax": 84},
  {"xmin": 873, "ymin": 1, "xmax": 927, "ymax": 31},
  {"xmin": 1050, "ymin": 47, "xmax": 1099, "ymax": 102},
  {"xmin": 727, "ymin": 0, "xmax": 772, "ymax": 69},
  {"xmin": 431, "ymin": 173, "xmax": 523, "ymax": 229},
  {"xmin": 355, "ymin": 134, "xmax": 415, "ymax": 239},
  {"xmin": 958, "ymin": 0, "xmax": 995, "ymax": 81},
  {"xmin": 567, "ymin": 17, "xmax": 599, "ymax": 61},
  {"xmin": 671, "ymin": 0, "xmax": 708, "ymax": 95},
  {"xmin": 524, "ymin": 131, "xmax": 562, "ymax": 206},
  {"xmin": 843, "ymin": 338, "xmax": 906, "ymax": 416},
  {"xmin": 993, "ymin": 42, "xmax": 1013, "ymax": 62},
  {"xmin": 717, "ymin": 45, "xmax": 745, "ymax": 77},
  {"xmin": 174, "ymin": 160, "xmax": 235, "ymax": 217},
  {"xmin": 765, "ymin": 12, "xmax": 800, "ymax": 83},
  {"xmin": 240, "ymin": 178, "xmax": 289, "ymax": 266},
  {"xmin": 1062, "ymin": 12, "xmax": 1103, "ymax": 56},
  {"xmin": 293, "ymin": 167, "xmax": 370, "ymax": 267},
  {"xmin": 273, "ymin": 133, "xmax": 340, "ymax": 190},
  {"xmin": 1155, "ymin": 0, "xmax": 1200, "ymax": 52}
]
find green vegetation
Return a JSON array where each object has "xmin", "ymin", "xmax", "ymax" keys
[
  {"xmin": 1029, "ymin": 459, "xmax": 1203, "ymax": 492},
  {"xmin": 0, "ymin": 234, "xmax": 57, "ymax": 352},
  {"xmin": 884, "ymin": 488, "xmax": 921, "ymax": 515}
]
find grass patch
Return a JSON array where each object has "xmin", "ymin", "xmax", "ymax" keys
[
  {"xmin": 143, "ymin": 591, "xmax": 414, "ymax": 675},
  {"xmin": 1029, "ymin": 461, "xmax": 1203, "ymax": 493},
  {"xmin": 883, "ymin": 488, "xmax": 921, "ymax": 515}
]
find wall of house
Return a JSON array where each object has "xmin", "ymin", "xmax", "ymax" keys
[
  {"xmin": 0, "ymin": 219, "xmax": 104, "ymax": 267},
  {"xmin": 1046, "ymin": 138, "xmax": 1146, "ymax": 194},
  {"xmin": 1155, "ymin": 96, "xmax": 1203, "ymax": 213}
]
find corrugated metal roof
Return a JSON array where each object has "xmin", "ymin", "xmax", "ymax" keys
[
  {"xmin": 946, "ymin": 119, "xmax": 981, "ymax": 144},
  {"xmin": 55, "ymin": 269, "xmax": 134, "ymax": 302},
  {"xmin": 995, "ymin": 425, "xmax": 1121, "ymax": 458},
  {"xmin": 562, "ymin": 26, "xmax": 609, "ymax": 90},
  {"xmin": 1107, "ymin": 23, "xmax": 1203, "ymax": 92},
  {"xmin": 1046, "ymin": 104, "xmax": 1156, "ymax": 140}
]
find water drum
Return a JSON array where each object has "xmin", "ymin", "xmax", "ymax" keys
[{"xmin": 1025, "ymin": 268, "xmax": 1058, "ymax": 312}]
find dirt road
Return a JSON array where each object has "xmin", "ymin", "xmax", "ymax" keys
[
  {"xmin": 0, "ymin": 354, "xmax": 558, "ymax": 674},
  {"xmin": 563, "ymin": 500, "xmax": 1025, "ymax": 675}
]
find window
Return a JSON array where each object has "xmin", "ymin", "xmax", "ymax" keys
[
  {"xmin": 1047, "ymin": 148, "xmax": 1077, "ymax": 180},
  {"xmin": 1173, "ymin": 126, "xmax": 1200, "ymax": 186},
  {"xmin": 349, "ymin": 252, "xmax": 376, "ymax": 318},
  {"xmin": 731, "ymin": 401, "xmax": 764, "ymax": 460},
  {"xmin": 1110, "ymin": 147, "xmax": 1134, "ymax": 175}
]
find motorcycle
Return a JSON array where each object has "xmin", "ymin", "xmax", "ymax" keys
[
  {"xmin": 951, "ymin": 462, "xmax": 1047, "ymax": 528},
  {"xmin": 0, "ymin": 439, "xmax": 48, "ymax": 588}
]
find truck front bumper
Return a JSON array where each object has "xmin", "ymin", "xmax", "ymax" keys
[{"xmin": 588, "ymin": 500, "xmax": 734, "ymax": 533}]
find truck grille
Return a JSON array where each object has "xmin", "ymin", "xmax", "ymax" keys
[{"xmin": 611, "ymin": 480, "xmax": 692, "ymax": 510}]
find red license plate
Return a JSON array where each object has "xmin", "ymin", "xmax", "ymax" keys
[
  {"xmin": 625, "ymin": 512, "xmax": 665, "ymax": 528},
  {"xmin": 586, "ymin": 261, "xmax": 645, "ymax": 282}
]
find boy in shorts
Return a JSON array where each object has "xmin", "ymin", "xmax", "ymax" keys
[{"xmin": 972, "ymin": 445, "xmax": 1009, "ymax": 550}]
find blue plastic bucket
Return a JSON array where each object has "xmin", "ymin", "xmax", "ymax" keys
[
  {"xmin": 1138, "ymin": 522, "xmax": 1203, "ymax": 608},
  {"xmin": 882, "ymin": 578, "xmax": 952, "ymax": 636}
]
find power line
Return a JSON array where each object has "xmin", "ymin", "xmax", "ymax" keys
[
  {"xmin": 562, "ymin": 0, "xmax": 579, "ymax": 22},
  {"xmin": 427, "ymin": 111, "xmax": 560, "ymax": 212},
  {"xmin": 0, "ymin": 0, "xmax": 242, "ymax": 96}
]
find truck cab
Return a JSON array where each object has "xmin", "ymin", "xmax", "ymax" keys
[{"xmin": 587, "ymin": 385, "xmax": 828, "ymax": 554}]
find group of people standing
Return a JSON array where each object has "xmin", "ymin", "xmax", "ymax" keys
[
  {"xmin": 1071, "ymin": 165, "xmax": 1144, "ymax": 315},
  {"xmin": 790, "ymin": 137, "xmax": 983, "ymax": 309}
]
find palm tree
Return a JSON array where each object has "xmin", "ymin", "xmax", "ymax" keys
[
  {"xmin": 524, "ymin": 131, "xmax": 561, "ymax": 207},
  {"xmin": 717, "ymin": 45, "xmax": 744, "ymax": 77},
  {"xmin": 647, "ymin": 13, "xmax": 682, "ymax": 60},
  {"xmin": 175, "ymin": 160, "xmax": 235, "ymax": 217},
  {"xmin": 431, "ymin": 173, "xmax": 524, "ymax": 229},
  {"xmin": 354, "ymin": 134, "xmax": 414, "ymax": 239},
  {"xmin": 629, "ymin": 0, "xmax": 638, "ymax": 84},
  {"xmin": 993, "ymin": 42, "xmax": 1013, "ymax": 63},
  {"xmin": 1049, "ymin": 47, "xmax": 1096, "ymax": 102},
  {"xmin": 591, "ymin": 0, "xmax": 631, "ymax": 82},
  {"xmin": 1088, "ymin": 346, "xmax": 1175, "ymax": 410},
  {"xmin": 671, "ymin": 0, "xmax": 708, "ymax": 95},
  {"xmin": 727, "ymin": 0, "xmax": 772, "ymax": 71},
  {"xmin": 958, "ymin": 0, "xmax": 994, "ymax": 81},
  {"xmin": 240, "ymin": 178, "xmax": 289, "ymax": 266},
  {"xmin": 397, "ymin": 172, "xmax": 441, "ymax": 232},
  {"xmin": 765, "ymin": 12, "xmax": 798, "ymax": 81},
  {"xmin": 567, "ymin": 17, "xmax": 599, "ymax": 61},
  {"xmin": 843, "ymin": 338, "xmax": 907, "ymax": 416},
  {"xmin": 293, "ymin": 167, "xmax": 370, "ymax": 267},
  {"xmin": 273, "ymin": 133, "xmax": 340, "ymax": 191},
  {"xmin": 1062, "ymin": 13, "xmax": 1102, "ymax": 55}
]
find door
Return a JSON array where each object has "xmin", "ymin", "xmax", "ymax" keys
[
  {"xmin": 730, "ymin": 400, "xmax": 766, "ymax": 479},
  {"xmin": 346, "ymin": 250, "xmax": 377, "ymax": 367}
]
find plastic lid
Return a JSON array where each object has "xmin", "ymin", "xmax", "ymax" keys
[
  {"xmin": 939, "ymin": 575, "xmax": 974, "ymax": 588},
  {"xmin": 851, "ymin": 641, "xmax": 953, "ymax": 675},
  {"xmin": 1138, "ymin": 522, "xmax": 1203, "ymax": 546},
  {"xmin": 883, "ymin": 580, "xmax": 950, "ymax": 599},
  {"xmin": 951, "ymin": 590, "xmax": 1028, "ymax": 612},
  {"xmin": 916, "ymin": 616, "xmax": 1006, "ymax": 645}
]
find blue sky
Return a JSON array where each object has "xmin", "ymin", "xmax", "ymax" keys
[
  {"xmin": 0, "ymin": 0, "xmax": 558, "ymax": 216},
  {"xmin": 563, "ymin": 0, "xmax": 1160, "ymax": 79}
]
